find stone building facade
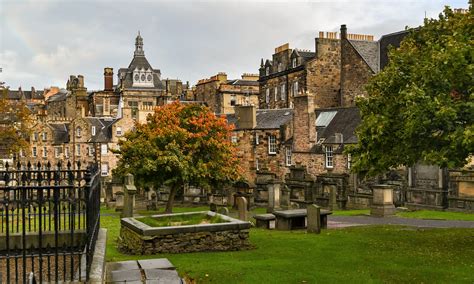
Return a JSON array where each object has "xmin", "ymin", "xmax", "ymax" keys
[{"xmin": 194, "ymin": 73, "xmax": 259, "ymax": 114}]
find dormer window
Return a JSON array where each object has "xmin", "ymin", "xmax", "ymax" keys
[
  {"xmin": 292, "ymin": 58, "xmax": 297, "ymax": 68},
  {"xmin": 265, "ymin": 67, "xmax": 270, "ymax": 76}
]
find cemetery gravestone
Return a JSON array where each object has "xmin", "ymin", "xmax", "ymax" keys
[
  {"xmin": 307, "ymin": 204, "xmax": 321, "ymax": 234},
  {"xmin": 236, "ymin": 197, "xmax": 248, "ymax": 221}
]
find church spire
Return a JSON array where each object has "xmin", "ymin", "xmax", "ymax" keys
[{"xmin": 134, "ymin": 31, "xmax": 144, "ymax": 57}]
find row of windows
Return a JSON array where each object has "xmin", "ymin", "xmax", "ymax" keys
[
  {"xmin": 264, "ymin": 58, "xmax": 299, "ymax": 76},
  {"xmin": 32, "ymin": 132, "xmax": 48, "ymax": 142},
  {"xmin": 264, "ymin": 81, "xmax": 298, "ymax": 104},
  {"xmin": 28, "ymin": 144, "xmax": 109, "ymax": 158},
  {"xmin": 324, "ymin": 146, "xmax": 351, "ymax": 169}
]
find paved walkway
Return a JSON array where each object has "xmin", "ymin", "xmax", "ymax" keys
[
  {"xmin": 327, "ymin": 215, "xmax": 474, "ymax": 229},
  {"xmin": 106, "ymin": 259, "xmax": 183, "ymax": 284}
]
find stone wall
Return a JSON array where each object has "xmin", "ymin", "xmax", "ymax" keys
[{"xmin": 119, "ymin": 224, "xmax": 251, "ymax": 254}]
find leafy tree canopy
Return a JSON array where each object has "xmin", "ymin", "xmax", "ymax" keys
[
  {"xmin": 115, "ymin": 101, "xmax": 242, "ymax": 212},
  {"xmin": 349, "ymin": 7, "xmax": 473, "ymax": 176},
  {"xmin": 0, "ymin": 88, "xmax": 32, "ymax": 159}
]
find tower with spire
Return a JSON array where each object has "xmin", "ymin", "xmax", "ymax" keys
[{"xmin": 134, "ymin": 31, "xmax": 145, "ymax": 57}]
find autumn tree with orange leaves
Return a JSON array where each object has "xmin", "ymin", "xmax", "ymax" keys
[{"xmin": 115, "ymin": 101, "xmax": 242, "ymax": 213}]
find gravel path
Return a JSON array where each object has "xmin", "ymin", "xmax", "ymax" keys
[{"xmin": 328, "ymin": 215, "xmax": 474, "ymax": 228}]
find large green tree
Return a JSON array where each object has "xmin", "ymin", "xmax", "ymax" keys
[
  {"xmin": 349, "ymin": 7, "xmax": 473, "ymax": 176},
  {"xmin": 115, "ymin": 101, "xmax": 242, "ymax": 213}
]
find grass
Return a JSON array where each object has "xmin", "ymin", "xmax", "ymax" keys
[
  {"xmin": 136, "ymin": 213, "xmax": 228, "ymax": 227},
  {"xmin": 396, "ymin": 210, "xmax": 474, "ymax": 221},
  {"xmin": 100, "ymin": 206, "xmax": 474, "ymax": 283}
]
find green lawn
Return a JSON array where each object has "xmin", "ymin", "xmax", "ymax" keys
[
  {"xmin": 396, "ymin": 210, "xmax": 474, "ymax": 221},
  {"xmin": 100, "ymin": 207, "xmax": 474, "ymax": 283}
]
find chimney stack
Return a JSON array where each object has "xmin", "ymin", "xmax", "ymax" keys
[
  {"xmin": 235, "ymin": 105, "xmax": 256, "ymax": 129},
  {"xmin": 340, "ymin": 24, "xmax": 347, "ymax": 40},
  {"xmin": 104, "ymin": 67, "xmax": 114, "ymax": 91}
]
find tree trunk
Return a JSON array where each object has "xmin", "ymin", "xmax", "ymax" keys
[{"xmin": 165, "ymin": 184, "xmax": 179, "ymax": 213}]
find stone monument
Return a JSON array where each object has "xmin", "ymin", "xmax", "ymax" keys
[
  {"xmin": 370, "ymin": 184, "xmax": 396, "ymax": 217},
  {"xmin": 122, "ymin": 173, "xmax": 137, "ymax": 218},
  {"xmin": 307, "ymin": 204, "xmax": 321, "ymax": 234},
  {"xmin": 236, "ymin": 197, "xmax": 249, "ymax": 221}
]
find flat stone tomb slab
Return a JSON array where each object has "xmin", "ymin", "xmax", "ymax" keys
[
  {"xmin": 109, "ymin": 269, "xmax": 143, "ymax": 282},
  {"xmin": 144, "ymin": 268, "xmax": 181, "ymax": 282},
  {"xmin": 138, "ymin": 258, "xmax": 175, "ymax": 270},
  {"xmin": 273, "ymin": 209, "xmax": 307, "ymax": 218},
  {"xmin": 107, "ymin": 260, "xmax": 140, "ymax": 272},
  {"xmin": 254, "ymin": 213, "xmax": 276, "ymax": 220}
]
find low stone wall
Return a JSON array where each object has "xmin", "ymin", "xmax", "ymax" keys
[{"xmin": 119, "ymin": 211, "xmax": 251, "ymax": 254}]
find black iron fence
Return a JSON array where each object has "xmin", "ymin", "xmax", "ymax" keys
[{"xmin": 0, "ymin": 160, "xmax": 100, "ymax": 283}]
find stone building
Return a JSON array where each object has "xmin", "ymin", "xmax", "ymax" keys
[{"xmin": 194, "ymin": 73, "xmax": 259, "ymax": 114}]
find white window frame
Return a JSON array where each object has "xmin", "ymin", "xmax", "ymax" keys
[
  {"xmin": 33, "ymin": 132, "xmax": 38, "ymax": 141},
  {"xmin": 91, "ymin": 126, "xmax": 96, "ymax": 136},
  {"xmin": 347, "ymin": 154, "xmax": 352, "ymax": 169},
  {"xmin": 268, "ymin": 135, "xmax": 277, "ymax": 154},
  {"xmin": 293, "ymin": 81, "xmax": 299, "ymax": 96},
  {"xmin": 274, "ymin": 87, "xmax": 278, "ymax": 101},
  {"xmin": 256, "ymin": 159, "xmax": 259, "ymax": 171},
  {"xmin": 42, "ymin": 146, "xmax": 47, "ymax": 158},
  {"xmin": 42, "ymin": 132, "xmax": 47, "ymax": 141},
  {"xmin": 116, "ymin": 126, "xmax": 122, "ymax": 136},
  {"xmin": 76, "ymin": 144, "xmax": 81, "ymax": 156},
  {"xmin": 292, "ymin": 58, "xmax": 297, "ymax": 68},
  {"xmin": 255, "ymin": 133, "xmax": 259, "ymax": 145},
  {"xmin": 101, "ymin": 144, "xmax": 108, "ymax": 155},
  {"xmin": 265, "ymin": 88, "xmax": 270, "ymax": 104},
  {"xmin": 55, "ymin": 146, "xmax": 61, "ymax": 158},
  {"xmin": 101, "ymin": 163, "xmax": 109, "ymax": 176},
  {"xmin": 325, "ymin": 145, "xmax": 334, "ymax": 168},
  {"xmin": 231, "ymin": 134, "xmax": 238, "ymax": 144},
  {"xmin": 76, "ymin": 127, "xmax": 82, "ymax": 138},
  {"xmin": 285, "ymin": 146, "xmax": 292, "ymax": 166},
  {"xmin": 32, "ymin": 146, "xmax": 37, "ymax": 157},
  {"xmin": 65, "ymin": 146, "xmax": 69, "ymax": 158},
  {"xmin": 281, "ymin": 84, "xmax": 286, "ymax": 101}
]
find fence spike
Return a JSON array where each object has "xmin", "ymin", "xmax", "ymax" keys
[
  {"xmin": 27, "ymin": 161, "xmax": 32, "ymax": 170},
  {"xmin": 46, "ymin": 161, "xmax": 51, "ymax": 169},
  {"xmin": 16, "ymin": 161, "xmax": 21, "ymax": 170},
  {"xmin": 5, "ymin": 161, "xmax": 9, "ymax": 170},
  {"xmin": 37, "ymin": 162, "xmax": 41, "ymax": 170},
  {"xmin": 67, "ymin": 161, "xmax": 71, "ymax": 170}
]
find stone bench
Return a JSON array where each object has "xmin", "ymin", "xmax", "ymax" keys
[
  {"xmin": 254, "ymin": 214, "xmax": 276, "ymax": 229},
  {"xmin": 273, "ymin": 208, "xmax": 332, "ymax": 230}
]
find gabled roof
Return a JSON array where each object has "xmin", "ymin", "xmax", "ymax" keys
[
  {"xmin": 48, "ymin": 123, "xmax": 69, "ymax": 144},
  {"xmin": 84, "ymin": 117, "xmax": 117, "ymax": 143},
  {"xmin": 226, "ymin": 79, "xmax": 259, "ymax": 86},
  {"xmin": 47, "ymin": 90, "xmax": 68, "ymax": 102},
  {"xmin": 225, "ymin": 108, "xmax": 293, "ymax": 130},
  {"xmin": 316, "ymin": 107, "xmax": 360, "ymax": 144},
  {"xmin": 348, "ymin": 40, "xmax": 379, "ymax": 73}
]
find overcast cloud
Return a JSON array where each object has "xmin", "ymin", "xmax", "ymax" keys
[{"xmin": 0, "ymin": 0, "xmax": 469, "ymax": 90}]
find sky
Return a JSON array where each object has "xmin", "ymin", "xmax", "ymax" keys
[{"xmin": 0, "ymin": 0, "xmax": 469, "ymax": 91}]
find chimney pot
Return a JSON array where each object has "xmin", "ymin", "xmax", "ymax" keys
[
  {"xmin": 104, "ymin": 67, "xmax": 114, "ymax": 91},
  {"xmin": 340, "ymin": 24, "xmax": 347, "ymax": 40}
]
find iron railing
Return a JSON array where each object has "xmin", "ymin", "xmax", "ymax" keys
[{"xmin": 0, "ymin": 160, "xmax": 100, "ymax": 283}]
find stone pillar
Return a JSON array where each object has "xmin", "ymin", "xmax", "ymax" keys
[
  {"xmin": 370, "ymin": 184, "xmax": 396, "ymax": 217},
  {"xmin": 266, "ymin": 181, "xmax": 281, "ymax": 213},
  {"xmin": 236, "ymin": 197, "xmax": 249, "ymax": 221},
  {"xmin": 121, "ymin": 173, "xmax": 137, "ymax": 218},
  {"xmin": 307, "ymin": 204, "xmax": 321, "ymax": 234}
]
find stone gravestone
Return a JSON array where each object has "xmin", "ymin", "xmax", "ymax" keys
[
  {"xmin": 147, "ymin": 192, "xmax": 158, "ymax": 211},
  {"xmin": 115, "ymin": 192, "xmax": 124, "ymax": 212},
  {"xmin": 307, "ymin": 204, "xmax": 321, "ymax": 234},
  {"xmin": 218, "ymin": 207, "xmax": 229, "ymax": 216},
  {"xmin": 266, "ymin": 181, "xmax": 281, "ymax": 213},
  {"xmin": 236, "ymin": 197, "xmax": 248, "ymax": 221},
  {"xmin": 121, "ymin": 174, "xmax": 137, "ymax": 218},
  {"xmin": 371, "ymin": 184, "xmax": 396, "ymax": 217}
]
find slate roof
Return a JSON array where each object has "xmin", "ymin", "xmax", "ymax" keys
[
  {"xmin": 348, "ymin": 40, "xmax": 379, "ymax": 73},
  {"xmin": 47, "ymin": 90, "xmax": 68, "ymax": 102},
  {"xmin": 48, "ymin": 123, "xmax": 69, "ymax": 145},
  {"xmin": 6, "ymin": 89, "xmax": 44, "ymax": 100},
  {"xmin": 379, "ymin": 30, "xmax": 410, "ymax": 70},
  {"xmin": 225, "ymin": 108, "xmax": 294, "ymax": 130},
  {"xmin": 84, "ymin": 117, "xmax": 117, "ymax": 143},
  {"xmin": 316, "ymin": 107, "xmax": 360, "ymax": 144},
  {"xmin": 226, "ymin": 79, "xmax": 259, "ymax": 86}
]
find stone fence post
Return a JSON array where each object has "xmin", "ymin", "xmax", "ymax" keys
[{"xmin": 121, "ymin": 173, "xmax": 137, "ymax": 218}]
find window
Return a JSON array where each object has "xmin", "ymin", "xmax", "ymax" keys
[
  {"xmin": 101, "ymin": 144, "xmax": 108, "ymax": 155},
  {"xmin": 42, "ymin": 132, "xmax": 47, "ymax": 141},
  {"xmin": 33, "ymin": 132, "xmax": 38, "ymax": 141},
  {"xmin": 268, "ymin": 135, "xmax": 277, "ymax": 154},
  {"xmin": 285, "ymin": 146, "xmax": 292, "ymax": 166},
  {"xmin": 274, "ymin": 87, "xmax": 278, "ymax": 101},
  {"xmin": 230, "ymin": 95, "xmax": 236, "ymax": 106},
  {"xmin": 42, "ymin": 146, "xmax": 47, "ymax": 158},
  {"xmin": 278, "ymin": 63, "xmax": 283, "ymax": 72},
  {"xmin": 255, "ymin": 133, "xmax": 259, "ymax": 145},
  {"xmin": 76, "ymin": 127, "xmax": 82, "ymax": 138},
  {"xmin": 65, "ymin": 147, "xmax": 69, "ymax": 158},
  {"xmin": 19, "ymin": 149, "xmax": 25, "ymax": 158},
  {"xmin": 256, "ymin": 159, "xmax": 259, "ymax": 171},
  {"xmin": 91, "ymin": 126, "xmax": 96, "ymax": 136},
  {"xmin": 116, "ymin": 126, "xmax": 123, "ymax": 136},
  {"xmin": 325, "ymin": 145, "xmax": 333, "ymax": 168},
  {"xmin": 347, "ymin": 154, "xmax": 352, "ymax": 169},
  {"xmin": 143, "ymin": 101, "xmax": 153, "ymax": 107},
  {"xmin": 101, "ymin": 163, "xmax": 109, "ymax": 176},
  {"xmin": 293, "ymin": 81, "xmax": 299, "ymax": 96},
  {"xmin": 292, "ymin": 58, "xmax": 297, "ymax": 68},
  {"xmin": 281, "ymin": 84, "xmax": 286, "ymax": 101},
  {"xmin": 55, "ymin": 146, "xmax": 61, "ymax": 158},
  {"xmin": 32, "ymin": 146, "xmax": 37, "ymax": 157},
  {"xmin": 88, "ymin": 146, "xmax": 94, "ymax": 156},
  {"xmin": 76, "ymin": 144, "xmax": 81, "ymax": 156},
  {"xmin": 265, "ymin": 88, "xmax": 270, "ymax": 104},
  {"xmin": 231, "ymin": 134, "xmax": 238, "ymax": 144},
  {"xmin": 265, "ymin": 67, "xmax": 270, "ymax": 76}
]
